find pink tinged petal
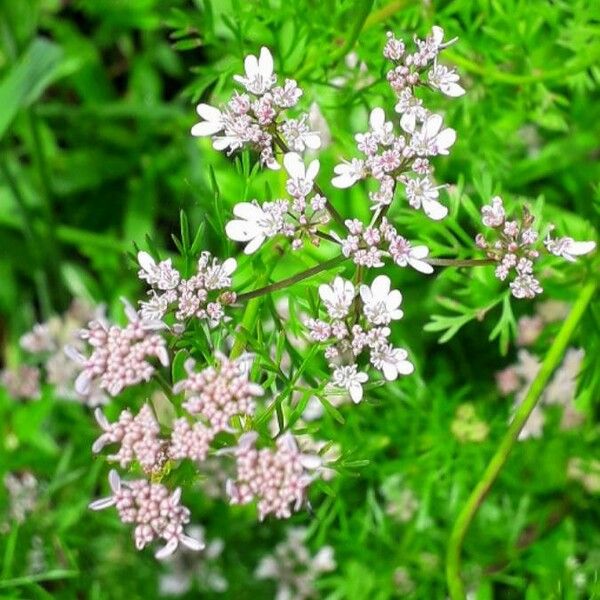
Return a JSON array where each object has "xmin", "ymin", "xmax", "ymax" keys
[
  {"xmin": 137, "ymin": 251, "xmax": 156, "ymax": 273},
  {"xmin": 191, "ymin": 120, "xmax": 223, "ymax": 137},
  {"xmin": 359, "ymin": 284, "xmax": 373, "ymax": 304},
  {"xmin": 304, "ymin": 133, "xmax": 321, "ymax": 149},
  {"xmin": 237, "ymin": 431, "xmax": 258, "ymax": 448},
  {"xmin": 331, "ymin": 173, "xmax": 354, "ymax": 188},
  {"xmin": 424, "ymin": 114, "xmax": 443, "ymax": 138},
  {"xmin": 348, "ymin": 382, "xmax": 363, "ymax": 403},
  {"xmin": 222, "ymin": 257, "xmax": 237, "ymax": 275},
  {"xmin": 305, "ymin": 159, "xmax": 320, "ymax": 182},
  {"xmin": 370, "ymin": 107, "xmax": 385, "ymax": 130},
  {"xmin": 258, "ymin": 47, "xmax": 273, "ymax": 78},
  {"xmin": 94, "ymin": 407, "xmax": 110, "ymax": 430},
  {"xmin": 442, "ymin": 82, "xmax": 465, "ymax": 97},
  {"xmin": 435, "ymin": 128, "xmax": 456, "ymax": 153},
  {"xmin": 121, "ymin": 298, "xmax": 139, "ymax": 322},
  {"xmin": 74, "ymin": 370, "xmax": 92, "ymax": 395},
  {"xmin": 411, "ymin": 245, "xmax": 429, "ymax": 259},
  {"xmin": 397, "ymin": 359, "xmax": 415, "ymax": 375},
  {"xmin": 243, "ymin": 53, "xmax": 259, "ymax": 79},
  {"xmin": 300, "ymin": 454, "xmax": 322, "ymax": 470},
  {"xmin": 389, "ymin": 308, "xmax": 404, "ymax": 320},
  {"xmin": 371, "ymin": 275, "xmax": 391, "ymax": 299},
  {"xmin": 180, "ymin": 534, "xmax": 205, "ymax": 552},
  {"xmin": 399, "ymin": 112, "xmax": 416, "ymax": 132},
  {"xmin": 225, "ymin": 219, "xmax": 261, "ymax": 242},
  {"xmin": 211, "ymin": 136, "xmax": 233, "ymax": 151},
  {"xmin": 92, "ymin": 435, "xmax": 110, "ymax": 454},
  {"xmin": 422, "ymin": 198, "xmax": 448, "ymax": 220},
  {"xmin": 279, "ymin": 432, "xmax": 298, "ymax": 452},
  {"xmin": 382, "ymin": 363, "xmax": 398, "ymax": 381},
  {"xmin": 318, "ymin": 284, "xmax": 335, "ymax": 304},
  {"xmin": 568, "ymin": 240, "xmax": 596, "ymax": 257},
  {"xmin": 155, "ymin": 539, "xmax": 179, "ymax": 560},
  {"xmin": 156, "ymin": 346, "xmax": 170, "ymax": 367},
  {"xmin": 64, "ymin": 344, "xmax": 85, "ymax": 364},
  {"xmin": 431, "ymin": 26, "xmax": 445, "ymax": 46},
  {"xmin": 171, "ymin": 487, "xmax": 182, "ymax": 504},
  {"xmin": 283, "ymin": 152, "xmax": 305, "ymax": 178},
  {"xmin": 89, "ymin": 496, "xmax": 116, "ymax": 511},
  {"xmin": 243, "ymin": 234, "xmax": 266, "ymax": 254},
  {"xmin": 386, "ymin": 289, "xmax": 402, "ymax": 309},
  {"xmin": 108, "ymin": 469, "xmax": 121, "ymax": 492},
  {"xmin": 195, "ymin": 103, "xmax": 221, "ymax": 121},
  {"xmin": 409, "ymin": 258, "xmax": 434, "ymax": 275},
  {"xmin": 232, "ymin": 202, "xmax": 265, "ymax": 221},
  {"xmin": 356, "ymin": 371, "xmax": 369, "ymax": 383},
  {"xmin": 247, "ymin": 383, "xmax": 264, "ymax": 396}
]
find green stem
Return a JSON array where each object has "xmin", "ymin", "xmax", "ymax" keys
[
  {"xmin": 446, "ymin": 279, "xmax": 597, "ymax": 600},
  {"xmin": 236, "ymin": 255, "xmax": 347, "ymax": 303}
]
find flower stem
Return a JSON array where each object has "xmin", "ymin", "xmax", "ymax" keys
[
  {"xmin": 426, "ymin": 257, "xmax": 494, "ymax": 267},
  {"xmin": 236, "ymin": 255, "xmax": 348, "ymax": 303},
  {"xmin": 446, "ymin": 279, "xmax": 597, "ymax": 600}
]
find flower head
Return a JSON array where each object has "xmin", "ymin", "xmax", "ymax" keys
[
  {"xmin": 359, "ymin": 275, "xmax": 404, "ymax": 325},
  {"xmin": 318, "ymin": 277, "xmax": 355, "ymax": 319},
  {"xmin": 233, "ymin": 47, "xmax": 276, "ymax": 95}
]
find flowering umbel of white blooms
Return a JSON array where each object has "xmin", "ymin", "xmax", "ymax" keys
[
  {"xmin": 255, "ymin": 527, "xmax": 336, "ymax": 600},
  {"xmin": 90, "ymin": 470, "xmax": 204, "ymax": 559},
  {"xmin": 137, "ymin": 251, "xmax": 236, "ymax": 326},
  {"xmin": 307, "ymin": 274, "xmax": 413, "ymax": 402},
  {"xmin": 191, "ymin": 46, "xmax": 319, "ymax": 169},
  {"xmin": 226, "ymin": 431, "xmax": 321, "ymax": 520},
  {"xmin": 476, "ymin": 196, "xmax": 596, "ymax": 299},
  {"xmin": 66, "ymin": 300, "xmax": 169, "ymax": 397}
]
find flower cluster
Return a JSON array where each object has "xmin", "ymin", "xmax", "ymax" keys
[
  {"xmin": 255, "ymin": 527, "xmax": 336, "ymax": 600},
  {"xmin": 93, "ymin": 404, "xmax": 167, "ymax": 474},
  {"xmin": 192, "ymin": 47, "xmax": 319, "ymax": 169},
  {"xmin": 66, "ymin": 300, "xmax": 169, "ymax": 397},
  {"xmin": 332, "ymin": 26, "xmax": 463, "ymax": 225},
  {"xmin": 476, "ymin": 196, "xmax": 595, "ymax": 299},
  {"xmin": 0, "ymin": 365, "xmax": 41, "ymax": 401},
  {"xmin": 17, "ymin": 300, "xmax": 108, "ymax": 406},
  {"xmin": 3, "ymin": 472, "xmax": 39, "ymax": 524},
  {"xmin": 306, "ymin": 275, "xmax": 413, "ymax": 402},
  {"xmin": 336, "ymin": 216, "xmax": 433, "ymax": 273},
  {"xmin": 226, "ymin": 152, "xmax": 331, "ymax": 253},
  {"xmin": 137, "ymin": 251, "xmax": 236, "ymax": 326},
  {"xmin": 90, "ymin": 470, "xmax": 203, "ymax": 559},
  {"xmin": 173, "ymin": 352, "xmax": 262, "ymax": 433},
  {"xmin": 226, "ymin": 431, "xmax": 321, "ymax": 520}
]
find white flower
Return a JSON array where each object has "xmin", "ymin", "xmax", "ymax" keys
[
  {"xmin": 280, "ymin": 115, "xmax": 321, "ymax": 152},
  {"xmin": 191, "ymin": 103, "xmax": 223, "ymax": 137},
  {"xmin": 318, "ymin": 277, "xmax": 355, "ymax": 319},
  {"xmin": 370, "ymin": 344, "xmax": 414, "ymax": 381},
  {"xmin": 331, "ymin": 158, "xmax": 366, "ymax": 188},
  {"xmin": 233, "ymin": 47, "xmax": 276, "ymax": 95},
  {"xmin": 332, "ymin": 364, "xmax": 368, "ymax": 403},
  {"xmin": 137, "ymin": 252, "xmax": 180, "ymax": 290},
  {"xmin": 404, "ymin": 177, "xmax": 448, "ymax": 220},
  {"xmin": 367, "ymin": 107, "xmax": 394, "ymax": 145},
  {"xmin": 225, "ymin": 202, "xmax": 286, "ymax": 254},
  {"xmin": 481, "ymin": 196, "xmax": 505, "ymax": 227},
  {"xmin": 359, "ymin": 275, "xmax": 403, "ymax": 325},
  {"xmin": 428, "ymin": 63, "xmax": 465, "ymax": 97},
  {"xmin": 389, "ymin": 237, "xmax": 434, "ymax": 274},
  {"xmin": 544, "ymin": 235, "xmax": 596, "ymax": 262},
  {"xmin": 139, "ymin": 292, "xmax": 170, "ymax": 322},
  {"xmin": 284, "ymin": 152, "xmax": 319, "ymax": 198},
  {"xmin": 402, "ymin": 113, "xmax": 456, "ymax": 156},
  {"xmin": 203, "ymin": 257, "xmax": 237, "ymax": 289}
]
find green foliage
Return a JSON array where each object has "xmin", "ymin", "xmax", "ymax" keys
[{"xmin": 1, "ymin": 0, "xmax": 599, "ymax": 598}]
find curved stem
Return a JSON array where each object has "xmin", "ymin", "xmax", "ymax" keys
[
  {"xmin": 427, "ymin": 257, "xmax": 494, "ymax": 267},
  {"xmin": 236, "ymin": 255, "xmax": 347, "ymax": 303},
  {"xmin": 446, "ymin": 279, "xmax": 597, "ymax": 600}
]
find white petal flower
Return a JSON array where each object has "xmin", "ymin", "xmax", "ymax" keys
[
  {"xmin": 319, "ymin": 276, "xmax": 355, "ymax": 319},
  {"xmin": 191, "ymin": 103, "xmax": 223, "ymax": 137},
  {"xmin": 284, "ymin": 152, "xmax": 319, "ymax": 198},
  {"xmin": 233, "ymin": 47, "xmax": 276, "ymax": 95},
  {"xmin": 428, "ymin": 63, "xmax": 465, "ymax": 97},
  {"xmin": 368, "ymin": 107, "xmax": 394, "ymax": 144},
  {"xmin": 544, "ymin": 235, "xmax": 596, "ymax": 262},
  {"xmin": 137, "ymin": 251, "xmax": 180, "ymax": 290},
  {"xmin": 332, "ymin": 364, "xmax": 369, "ymax": 403},
  {"xmin": 407, "ymin": 245, "xmax": 434, "ymax": 274},
  {"xmin": 359, "ymin": 275, "xmax": 404, "ymax": 325},
  {"xmin": 331, "ymin": 158, "xmax": 365, "ymax": 188},
  {"xmin": 370, "ymin": 343, "xmax": 414, "ymax": 381},
  {"xmin": 280, "ymin": 115, "xmax": 321, "ymax": 152},
  {"xmin": 404, "ymin": 177, "xmax": 448, "ymax": 220},
  {"xmin": 225, "ymin": 202, "xmax": 286, "ymax": 254},
  {"xmin": 403, "ymin": 113, "xmax": 456, "ymax": 156}
]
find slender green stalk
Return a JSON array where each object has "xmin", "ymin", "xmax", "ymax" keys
[
  {"xmin": 446, "ymin": 279, "xmax": 597, "ymax": 600},
  {"xmin": 236, "ymin": 255, "xmax": 348, "ymax": 303},
  {"xmin": 427, "ymin": 257, "xmax": 494, "ymax": 267}
]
